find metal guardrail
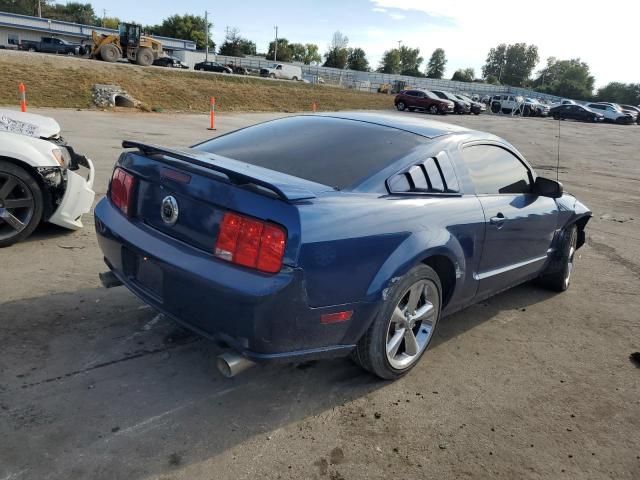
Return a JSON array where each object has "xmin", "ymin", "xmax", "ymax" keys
[
  {"xmin": 210, "ymin": 54, "xmax": 563, "ymax": 102},
  {"xmin": 0, "ymin": 11, "xmax": 196, "ymax": 51}
]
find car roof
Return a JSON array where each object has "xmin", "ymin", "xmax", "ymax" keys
[{"xmin": 315, "ymin": 112, "xmax": 472, "ymax": 139}]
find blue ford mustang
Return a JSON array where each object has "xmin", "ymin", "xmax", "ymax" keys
[{"xmin": 95, "ymin": 113, "xmax": 591, "ymax": 379}]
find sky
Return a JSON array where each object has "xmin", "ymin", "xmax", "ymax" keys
[{"xmin": 83, "ymin": 0, "xmax": 639, "ymax": 87}]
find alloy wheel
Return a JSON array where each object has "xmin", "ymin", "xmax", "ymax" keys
[
  {"xmin": 0, "ymin": 173, "xmax": 35, "ymax": 242},
  {"xmin": 386, "ymin": 279, "xmax": 440, "ymax": 370}
]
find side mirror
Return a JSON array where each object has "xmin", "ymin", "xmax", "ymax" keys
[{"xmin": 534, "ymin": 176, "xmax": 563, "ymax": 198}]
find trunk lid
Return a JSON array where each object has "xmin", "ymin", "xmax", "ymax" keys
[{"xmin": 117, "ymin": 142, "xmax": 331, "ymax": 267}]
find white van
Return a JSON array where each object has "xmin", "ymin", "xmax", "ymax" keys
[{"xmin": 260, "ymin": 63, "xmax": 303, "ymax": 81}]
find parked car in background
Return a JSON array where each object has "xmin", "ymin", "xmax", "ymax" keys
[
  {"xmin": 621, "ymin": 104, "xmax": 640, "ymax": 124},
  {"xmin": 431, "ymin": 90, "xmax": 471, "ymax": 114},
  {"xmin": 596, "ymin": 103, "xmax": 639, "ymax": 122},
  {"xmin": 586, "ymin": 103, "xmax": 635, "ymax": 124},
  {"xmin": 550, "ymin": 104, "xmax": 605, "ymax": 122},
  {"xmin": 20, "ymin": 37, "xmax": 85, "ymax": 55},
  {"xmin": 0, "ymin": 109, "xmax": 95, "ymax": 246},
  {"xmin": 491, "ymin": 95, "xmax": 525, "ymax": 114},
  {"xmin": 394, "ymin": 90, "xmax": 454, "ymax": 114},
  {"xmin": 153, "ymin": 56, "xmax": 189, "ymax": 69},
  {"xmin": 95, "ymin": 113, "xmax": 591, "ymax": 379},
  {"xmin": 524, "ymin": 98, "xmax": 550, "ymax": 117},
  {"xmin": 194, "ymin": 61, "xmax": 232, "ymax": 73},
  {"xmin": 260, "ymin": 63, "xmax": 302, "ymax": 81},
  {"xmin": 227, "ymin": 65, "xmax": 249, "ymax": 75},
  {"xmin": 454, "ymin": 94, "xmax": 485, "ymax": 115},
  {"xmin": 481, "ymin": 95, "xmax": 492, "ymax": 105}
]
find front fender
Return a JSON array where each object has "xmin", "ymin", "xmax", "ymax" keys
[{"xmin": 556, "ymin": 193, "xmax": 592, "ymax": 249}]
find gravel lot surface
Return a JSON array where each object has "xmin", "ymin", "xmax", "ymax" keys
[{"xmin": 1, "ymin": 109, "xmax": 639, "ymax": 480}]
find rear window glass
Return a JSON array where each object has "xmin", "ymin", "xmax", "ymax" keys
[{"xmin": 195, "ymin": 116, "xmax": 429, "ymax": 189}]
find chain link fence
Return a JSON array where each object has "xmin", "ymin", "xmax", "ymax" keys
[{"xmin": 175, "ymin": 51, "xmax": 563, "ymax": 103}]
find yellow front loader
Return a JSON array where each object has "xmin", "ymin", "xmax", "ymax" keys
[{"xmin": 91, "ymin": 23, "xmax": 162, "ymax": 67}]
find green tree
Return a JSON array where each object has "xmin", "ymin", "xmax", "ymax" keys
[
  {"xmin": 398, "ymin": 45, "xmax": 424, "ymax": 76},
  {"xmin": 596, "ymin": 82, "xmax": 640, "ymax": 104},
  {"xmin": 0, "ymin": 0, "xmax": 49, "ymax": 16},
  {"xmin": 266, "ymin": 38, "xmax": 292, "ymax": 62},
  {"xmin": 45, "ymin": 2, "xmax": 99, "ymax": 25},
  {"xmin": 289, "ymin": 43, "xmax": 321, "ymax": 64},
  {"xmin": 303, "ymin": 43, "xmax": 321, "ymax": 64},
  {"xmin": 347, "ymin": 47, "xmax": 369, "ymax": 71},
  {"xmin": 102, "ymin": 16, "xmax": 120, "ymax": 29},
  {"xmin": 533, "ymin": 57, "xmax": 595, "ymax": 99},
  {"xmin": 147, "ymin": 14, "xmax": 214, "ymax": 50},
  {"xmin": 451, "ymin": 68, "xmax": 475, "ymax": 82},
  {"xmin": 482, "ymin": 43, "xmax": 539, "ymax": 86},
  {"xmin": 426, "ymin": 48, "xmax": 446, "ymax": 79},
  {"xmin": 323, "ymin": 31, "xmax": 349, "ymax": 69},
  {"xmin": 218, "ymin": 27, "xmax": 256, "ymax": 57},
  {"xmin": 378, "ymin": 48, "xmax": 401, "ymax": 74}
]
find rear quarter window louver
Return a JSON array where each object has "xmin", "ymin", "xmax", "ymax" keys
[{"xmin": 387, "ymin": 152, "xmax": 460, "ymax": 195}]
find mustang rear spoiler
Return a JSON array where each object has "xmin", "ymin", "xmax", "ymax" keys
[{"xmin": 122, "ymin": 140, "xmax": 317, "ymax": 202}]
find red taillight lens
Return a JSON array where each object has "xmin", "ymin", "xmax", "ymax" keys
[
  {"xmin": 109, "ymin": 167, "xmax": 136, "ymax": 216},
  {"xmin": 215, "ymin": 212, "xmax": 286, "ymax": 274}
]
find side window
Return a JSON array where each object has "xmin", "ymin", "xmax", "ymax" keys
[
  {"xmin": 461, "ymin": 145, "xmax": 532, "ymax": 195},
  {"xmin": 276, "ymin": 65, "xmax": 282, "ymax": 70},
  {"xmin": 8, "ymin": 33, "xmax": 19, "ymax": 45},
  {"xmin": 405, "ymin": 91, "xmax": 417, "ymax": 97},
  {"xmin": 387, "ymin": 152, "xmax": 460, "ymax": 194}
]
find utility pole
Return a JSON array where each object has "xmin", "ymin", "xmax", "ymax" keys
[
  {"xmin": 204, "ymin": 11, "xmax": 210, "ymax": 61},
  {"xmin": 397, "ymin": 40, "xmax": 402, "ymax": 49},
  {"xmin": 37, "ymin": 0, "xmax": 42, "ymax": 18},
  {"xmin": 274, "ymin": 25, "xmax": 278, "ymax": 62},
  {"xmin": 102, "ymin": 9, "xmax": 106, "ymax": 28}
]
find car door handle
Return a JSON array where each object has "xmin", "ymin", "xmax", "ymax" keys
[{"xmin": 490, "ymin": 213, "xmax": 505, "ymax": 227}]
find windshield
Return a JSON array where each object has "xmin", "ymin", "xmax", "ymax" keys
[{"xmin": 457, "ymin": 94, "xmax": 472, "ymax": 102}]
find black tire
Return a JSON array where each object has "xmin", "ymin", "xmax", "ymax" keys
[
  {"xmin": 537, "ymin": 224, "xmax": 578, "ymax": 292},
  {"xmin": 136, "ymin": 48, "xmax": 154, "ymax": 66},
  {"xmin": 428, "ymin": 104, "xmax": 438, "ymax": 115},
  {"xmin": 352, "ymin": 264, "xmax": 442, "ymax": 380},
  {"xmin": 269, "ymin": 73, "xmax": 276, "ymax": 79},
  {"xmin": 292, "ymin": 76, "xmax": 298, "ymax": 81},
  {"xmin": 490, "ymin": 101, "xmax": 501, "ymax": 114},
  {"xmin": 100, "ymin": 43, "xmax": 120, "ymax": 62},
  {"xmin": 396, "ymin": 101, "xmax": 406, "ymax": 111},
  {"xmin": 553, "ymin": 113, "xmax": 560, "ymax": 120},
  {"xmin": 0, "ymin": 160, "xmax": 44, "ymax": 248}
]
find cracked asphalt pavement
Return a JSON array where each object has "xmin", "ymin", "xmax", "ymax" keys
[{"xmin": 1, "ymin": 109, "xmax": 638, "ymax": 480}]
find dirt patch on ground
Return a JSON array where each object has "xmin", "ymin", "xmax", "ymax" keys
[{"xmin": 0, "ymin": 50, "xmax": 393, "ymax": 113}]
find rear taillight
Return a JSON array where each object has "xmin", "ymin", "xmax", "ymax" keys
[
  {"xmin": 109, "ymin": 167, "xmax": 136, "ymax": 217},
  {"xmin": 215, "ymin": 212, "xmax": 286, "ymax": 274}
]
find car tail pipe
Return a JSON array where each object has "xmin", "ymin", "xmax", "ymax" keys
[{"xmin": 216, "ymin": 351, "xmax": 255, "ymax": 378}]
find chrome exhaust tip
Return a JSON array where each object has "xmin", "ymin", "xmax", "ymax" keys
[
  {"xmin": 217, "ymin": 352, "xmax": 255, "ymax": 378},
  {"xmin": 99, "ymin": 271, "xmax": 123, "ymax": 289}
]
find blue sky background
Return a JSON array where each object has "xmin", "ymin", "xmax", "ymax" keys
[{"xmin": 82, "ymin": 0, "xmax": 638, "ymax": 87}]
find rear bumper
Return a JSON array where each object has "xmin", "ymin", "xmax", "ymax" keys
[{"xmin": 94, "ymin": 198, "xmax": 379, "ymax": 362}]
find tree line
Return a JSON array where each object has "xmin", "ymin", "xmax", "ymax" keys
[{"xmin": 1, "ymin": 1, "xmax": 637, "ymax": 103}]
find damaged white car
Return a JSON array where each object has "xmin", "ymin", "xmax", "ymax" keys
[{"xmin": 0, "ymin": 109, "xmax": 95, "ymax": 247}]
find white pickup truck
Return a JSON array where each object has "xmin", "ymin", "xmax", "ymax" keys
[{"xmin": 0, "ymin": 109, "xmax": 95, "ymax": 246}]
